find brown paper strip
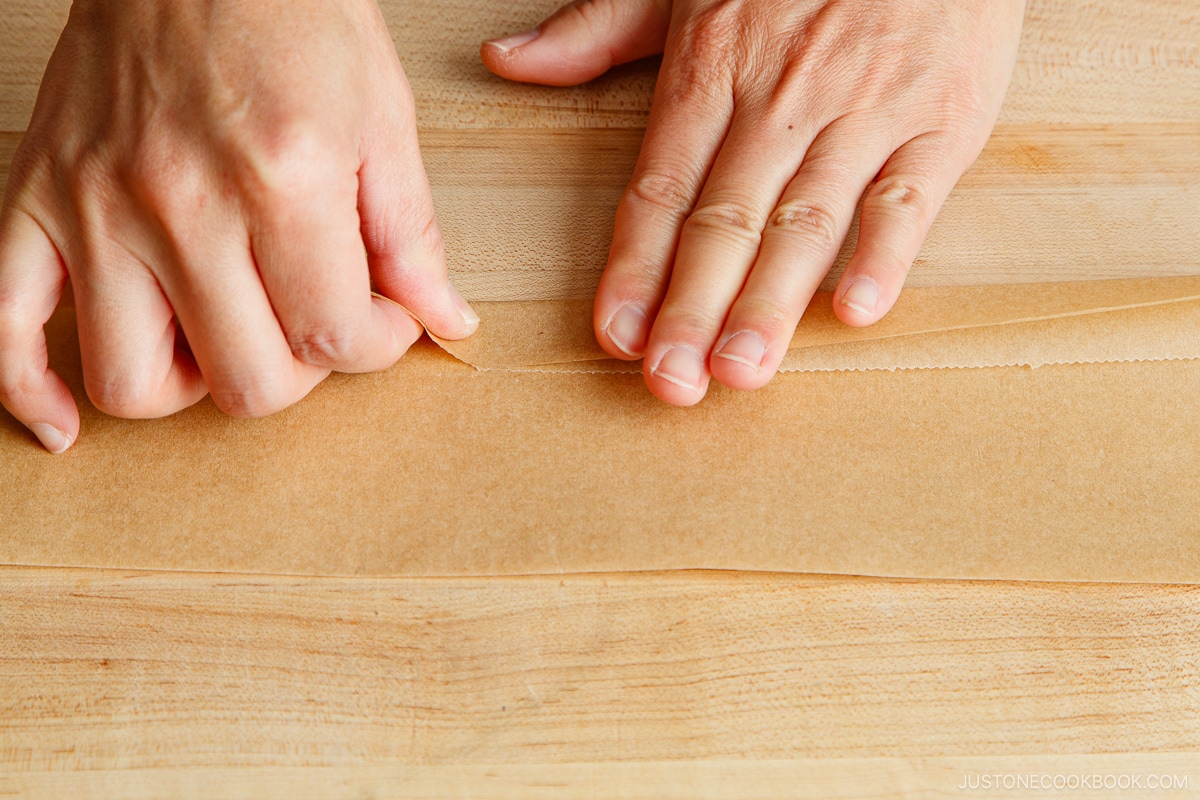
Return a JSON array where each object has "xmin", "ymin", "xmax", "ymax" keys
[
  {"xmin": 2, "ymin": 0, "xmax": 1199, "ymax": 583},
  {"xmin": 5, "ymin": 307, "xmax": 1200, "ymax": 582}
]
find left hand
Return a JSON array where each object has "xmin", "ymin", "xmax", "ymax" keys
[{"xmin": 483, "ymin": 0, "xmax": 1025, "ymax": 405}]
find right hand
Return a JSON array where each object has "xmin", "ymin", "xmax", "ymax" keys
[
  {"xmin": 483, "ymin": 0, "xmax": 1023, "ymax": 406},
  {"xmin": 0, "ymin": 0, "xmax": 477, "ymax": 454}
]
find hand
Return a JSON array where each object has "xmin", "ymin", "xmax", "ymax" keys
[
  {"xmin": 0, "ymin": 0, "xmax": 478, "ymax": 453},
  {"xmin": 483, "ymin": 0, "xmax": 1025, "ymax": 405}
]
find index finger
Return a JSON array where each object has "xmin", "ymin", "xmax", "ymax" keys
[{"xmin": 593, "ymin": 28, "xmax": 735, "ymax": 360}]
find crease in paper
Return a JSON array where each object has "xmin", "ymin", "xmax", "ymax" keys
[
  {"xmin": 779, "ymin": 298, "xmax": 1200, "ymax": 373},
  {"xmin": 428, "ymin": 277, "xmax": 1200, "ymax": 374}
]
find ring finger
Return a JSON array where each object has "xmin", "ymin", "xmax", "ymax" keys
[
  {"xmin": 72, "ymin": 244, "xmax": 207, "ymax": 418},
  {"xmin": 710, "ymin": 119, "xmax": 896, "ymax": 389}
]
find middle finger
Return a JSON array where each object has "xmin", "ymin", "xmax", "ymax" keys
[
  {"xmin": 640, "ymin": 106, "xmax": 824, "ymax": 405},
  {"xmin": 161, "ymin": 232, "xmax": 330, "ymax": 419}
]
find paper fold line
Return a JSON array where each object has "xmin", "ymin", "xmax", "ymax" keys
[{"xmin": 425, "ymin": 277, "xmax": 1200, "ymax": 371}]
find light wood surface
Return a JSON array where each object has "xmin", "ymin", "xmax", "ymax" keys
[
  {"xmin": 3, "ymin": 0, "xmax": 1199, "ymax": 131},
  {"xmin": 5, "ymin": 125, "xmax": 1200, "ymax": 301},
  {"xmin": 3, "ymin": 567, "xmax": 1200, "ymax": 798},
  {"xmin": 3, "ymin": 0, "xmax": 1200, "ymax": 795}
]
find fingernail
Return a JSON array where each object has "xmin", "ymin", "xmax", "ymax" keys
[
  {"xmin": 449, "ymin": 284, "xmax": 480, "ymax": 331},
  {"xmin": 713, "ymin": 331, "xmax": 766, "ymax": 371},
  {"xmin": 485, "ymin": 29, "xmax": 540, "ymax": 52},
  {"xmin": 28, "ymin": 423, "xmax": 73, "ymax": 455},
  {"xmin": 650, "ymin": 346, "xmax": 705, "ymax": 391},
  {"xmin": 840, "ymin": 277, "xmax": 879, "ymax": 316},
  {"xmin": 603, "ymin": 305, "xmax": 648, "ymax": 357}
]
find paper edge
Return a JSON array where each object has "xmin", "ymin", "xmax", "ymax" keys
[{"xmin": 419, "ymin": 278, "xmax": 1200, "ymax": 371}]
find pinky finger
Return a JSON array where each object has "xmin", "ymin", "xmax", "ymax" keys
[
  {"xmin": 0, "ymin": 210, "xmax": 78, "ymax": 453},
  {"xmin": 833, "ymin": 132, "xmax": 975, "ymax": 327}
]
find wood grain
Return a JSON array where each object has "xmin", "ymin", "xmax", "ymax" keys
[
  {"xmin": 2, "ymin": 0, "xmax": 1198, "ymax": 132},
  {"xmin": 5, "ymin": 124, "xmax": 1199, "ymax": 299},
  {"xmin": 2, "ymin": 0, "xmax": 1197, "ymax": 298},
  {"xmin": 2, "ymin": 567, "xmax": 1200, "ymax": 796},
  {"xmin": 5, "ymin": 757, "xmax": 1200, "ymax": 799}
]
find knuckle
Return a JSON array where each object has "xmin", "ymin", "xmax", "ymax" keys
[
  {"xmin": 364, "ymin": 211, "xmax": 445, "ymax": 284},
  {"xmin": 67, "ymin": 147, "xmax": 116, "ymax": 202},
  {"xmin": 122, "ymin": 142, "xmax": 207, "ymax": 221},
  {"xmin": 84, "ymin": 374, "xmax": 161, "ymax": 419},
  {"xmin": 944, "ymin": 88, "xmax": 995, "ymax": 135},
  {"xmin": 768, "ymin": 56, "xmax": 823, "ymax": 112},
  {"xmin": 0, "ymin": 302, "xmax": 26, "ymax": 348},
  {"xmin": 286, "ymin": 323, "xmax": 366, "ymax": 367},
  {"xmin": 658, "ymin": 302, "xmax": 725, "ymax": 337},
  {"xmin": 662, "ymin": 53, "xmax": 729, "ymax": 110},
  {"xmin": 661, "ymin": 12, "xmax": 736, "ymax": 106},
  {"xmin": 0, "ymin": 350, "xmax": 31, "ymax": 403},
  {"xmin": 768, "ymin": 200, "xmax": 842, "ymax": 250},
  {"xmin": 679, "ymin": 2, "xmax": 741, "ymax": 59},
  {"xmin": 625, "ymin": 168, "xmax": 697, "ymax": 218},
  {"xmin": 210, "ymin": 377, "xmax": 295, "ymax": 419},
  {"xmin": 562, "ymin": 0, "xmax": 614, "ymax": 35},
  {"xmin": 0, "ymin": 374, "xmax": 33, "ymax": 409},
  {"xmin": 683, "ymin": 199, "xmax": 763, "ymax": 244},
  {"xmin": 871, "ymin": 177, "xmax": 921, "ymax": 203},
  {"xmin": 408, "ymin": 210, "xmax": 445, "ymax": 261},
  {"xmin": 866, "ymin": 176, "xmax": 932, "ymax": 219},
  {"xmin": 248, "ymin": 124, "xmax": 337, "ymax": 197}
]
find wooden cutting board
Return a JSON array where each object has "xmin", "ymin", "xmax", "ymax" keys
[{"xmin": 2, "ymin": 0, "xmax": 1200, "ymax": 796}]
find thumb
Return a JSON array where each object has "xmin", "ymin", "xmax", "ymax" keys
[{"xmin": 482, "ymin": 0, "xmax": 671, "ymax": 87}]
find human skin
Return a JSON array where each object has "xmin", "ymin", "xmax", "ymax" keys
[
  {"xmin": 0, "ymin": 0, "xmax": 478, "ymax": 453},
  {"xmin": 483, "ymin": 0, "xmax": 1026, "ymax": 405}
]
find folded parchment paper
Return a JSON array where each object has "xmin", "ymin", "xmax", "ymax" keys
[{"xmin": 4, "ymin": 301, "xmax": 1200, "ymax": 582}]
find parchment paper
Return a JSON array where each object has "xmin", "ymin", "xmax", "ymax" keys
[{"xmin": 4, "ymin": 303, "xmax": 1200, "ymax": 582}]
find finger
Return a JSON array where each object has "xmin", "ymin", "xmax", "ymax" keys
[
  {"xmin": 481, "ymin": 0, "xmax": 670, "ymax": 87},
  {"xmin": 710, "ymin": 122, "xmax": 890, "ymax": 390},
  {"xmin": 638, "ymin": 107, "xmax": 825, "ymax": 406},
  {"xmin": 593, "ymin": 32, "xmax": 735, "ymax": 362},
  {"xmin": 359, "ymin": 87, "xmax": 478, "ymax": 342},
  {"xmin": 163, "ymin": 239, "xmax": 330, "ymax": 419},
  {"xmin": 250, "ymin": 149, "xmax": 424, "ymax": 373},
  {"xmin": 0, "ymin": 210, "xmax": 78, "ymax": 453},
  {"xmin": 74, "ymin": 247, "xmax": 207, "ymax": 418},
  {"xmin": 834, "ymin": 132, "xmax": 974, "ymax": 327}
]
